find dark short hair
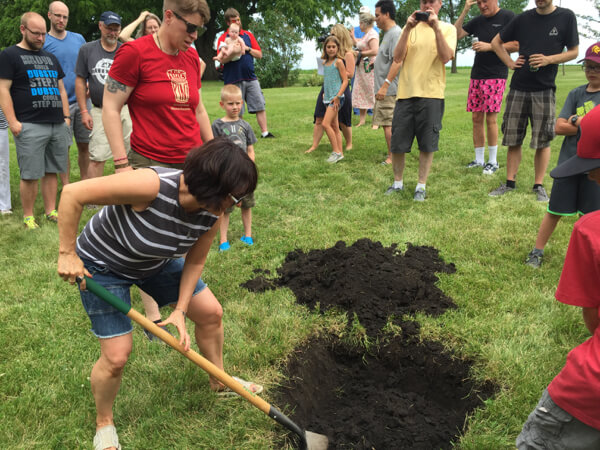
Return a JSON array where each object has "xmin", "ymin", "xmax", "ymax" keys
[
  {"xmin": 183, "ymin": 137, "xmax": 258, "ymax": 211},
  {"xmin": 375, "ymin": 0, "xmax": 396, "ymax": 21}
]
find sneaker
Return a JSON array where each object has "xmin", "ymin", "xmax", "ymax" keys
[
  {"xmin": 384, "ymin": 185, "xmax": 403, "ymax": 195},
  {"xmin": 219, "ymin": 241, "xmax": 231, "ymax": 252},
  {"xmin": 326, "ymin": 152, "xmax": 344, "ymax": 163},
  {"xmin": 467, "ymin": 160, "xmax": 484, "ymax": 169},
  {"xmin": 240, "ymin": 236, "xmax": 254, "ymax": 245},
  {"xmin": 413, "ymin": 188, "xmax": 426, "ymax": 202},
  {"xmin": 261, "ymin": 132, "xmax": 275, "ymax": 138},
  {"xmin": 525, "ymin": 249, "xmax": 544, "ymax": 269},
  {"xmin": 23, "ymin": 216, "xmax": 40, "ymax": 230},
  {"xmin": 489, "ymin": 183, "xmax": 515, "ymax": 197},
  {"xmin": 533, "ymin": 186, "xmax": 549, "ymax": 202},
  {"xmin": 0, "ymin": 209, "xmax": 12, "ymax": 215},
  {"xmin": 482, "ymin": 162, "xmax": 499, "ymax": 175},
  {"xmin": 45, "ymin": 209, "xmax": 58, "ymax": 223}
]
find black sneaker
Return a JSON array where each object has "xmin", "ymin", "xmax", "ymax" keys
[
  {"xmin": 261, "ymin": 132, "xmax": 275, "ymax": 138},
  {"xmin": 525, "ymin": 249, "xmax": 543, "ymax": 268},
  {"xmin": 144, "ymin": 322, "xmax": 174, "ymax": 342}
]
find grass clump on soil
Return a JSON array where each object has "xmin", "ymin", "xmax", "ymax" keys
[{"xmin": 0, "ymin": 66, "xmax": 589, "ymax": 448}]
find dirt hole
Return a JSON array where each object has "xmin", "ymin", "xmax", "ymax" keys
[{"xmin": 243, "ymin": 239, "xmax": 496, "ymax": 449}]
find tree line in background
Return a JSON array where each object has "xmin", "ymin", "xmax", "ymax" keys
[{"xmin": 2, "ymin": 0, "xmax": 595, "ymax": 86}]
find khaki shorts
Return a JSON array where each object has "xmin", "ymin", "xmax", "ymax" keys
[
  {"xmin": 89, "ymin": 105, "xmax": 132, "ymax": 162},
  {"xmin": 373, "ymin": 96, "xmax": 396, "ymax": 127}
]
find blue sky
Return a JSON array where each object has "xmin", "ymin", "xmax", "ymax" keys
[{"xmin": 298, "ymin": 0, "xmax": 597, "ymax": 70}]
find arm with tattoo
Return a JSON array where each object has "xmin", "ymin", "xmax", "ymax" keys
[{"xmin": 102, "ymin": 76, "xmax": 134, "ymax": 170}]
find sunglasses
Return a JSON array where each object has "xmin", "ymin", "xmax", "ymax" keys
[
  {"xmin": 171, "ymin": 10, "xmax": 206, "ymax": 36},
  {"xmin": 229, "ymin": 193, "xmax": 247, "ymax": 205}
]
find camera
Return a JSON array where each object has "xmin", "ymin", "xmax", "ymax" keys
[{"xmin": 415, "ymin": 11, "xmax": 430, "ymax": 22}]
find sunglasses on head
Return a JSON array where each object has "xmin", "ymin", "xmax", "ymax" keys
[{"xmin": 171, "ymin": 10, "xmax": 206, "ymax": 36}]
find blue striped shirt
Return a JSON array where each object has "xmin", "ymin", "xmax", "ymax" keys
[{"xmin": 77, "ymin": 167, "xmax": 219, "ymax": 279}]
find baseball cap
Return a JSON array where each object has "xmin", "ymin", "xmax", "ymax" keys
[
  {"xmin": 551, "ymin": 104, "xmax": 600, "ymax": 178},
  {"xmin": 577, "ymin": 42, "xmax": 600, "ymax": 64},
  {"xmin": 100, "ymin": 11, "xmax": 121, "ymax": 26},
  {"xmin": 359, "ymin": 6, "xmax": 370, "ymax": 14}
]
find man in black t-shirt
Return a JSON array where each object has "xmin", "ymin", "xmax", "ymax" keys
[
  {"xmin": 0, "ymin": 12, "xmax": 70, "ymax": 229},
  {"xmin": 455, "ymin": 0, "xmax": 517, "ymax": 175},
  {"xmin": 489, "ymin": 0, "xmax": 579, "ymax": 202}
]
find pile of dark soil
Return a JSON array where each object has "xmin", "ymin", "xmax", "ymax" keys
[{"xmin": 243, "ymin": 239, "xmax": 495, "ymax": 449}]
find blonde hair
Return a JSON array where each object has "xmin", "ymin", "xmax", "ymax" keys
[
  {"xmin": 359, "ymin": 13, "xmax": 375, "ymax": 27},
  {"xmin": 330, "ymin": 24, "xmax": 353, "ymax": 56},
  {"xmin": 321, "ymin": 35, "xmax": 344, "ymax": 61},
  {"xmin": 220, "ymin": 84, "xmax": 242, "ymax": 101}
]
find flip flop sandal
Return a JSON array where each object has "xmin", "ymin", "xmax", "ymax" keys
[
  {"xmin": 93, "ymin": 424, "xmax": 121, "ymax": 450},
  {"xmin": 216, "ymin": 376, "xmax": 264, "ymax": 398}
]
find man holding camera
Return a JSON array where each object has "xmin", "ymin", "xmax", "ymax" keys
[
  {"xmin": 386, "ymin": 0, "xmax": 456, "ymax": 201},
  {"xmin": 488, "ymin": 0, "xmax": 578, "ymax": 201}
]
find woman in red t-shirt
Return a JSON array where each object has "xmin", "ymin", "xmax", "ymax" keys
[{"xmin": 103, "ymin": 1, "xmax": 213, "ymax": 171}]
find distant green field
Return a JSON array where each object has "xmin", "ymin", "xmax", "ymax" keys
[{"xmin": 0, "ymin": 65, "xmax": 589, "ymax": 448}]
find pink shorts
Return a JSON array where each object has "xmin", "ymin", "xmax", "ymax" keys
[{"xmin": 466, "ymin": 78, "xmax": 507, "ymax": 113}]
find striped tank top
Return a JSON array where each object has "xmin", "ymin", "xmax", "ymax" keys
[{"xmin": 76, "ymin": 167, "xmax": 219, "ymax": 279}]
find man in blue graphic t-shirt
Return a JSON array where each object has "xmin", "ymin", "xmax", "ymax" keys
[{"xmin": 0, "ymin": 12, "xmax": 70, "ymax": 229}]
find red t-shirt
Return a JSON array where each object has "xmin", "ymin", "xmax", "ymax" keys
[
  {"xmin": 548, "ymin": 210, "xmax": 600, "ymax": 430},
  {"xmin": 109, "ymin": 34, "xmax": 202, "ymax": 163}
]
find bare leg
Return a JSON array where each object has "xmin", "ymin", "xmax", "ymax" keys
[
  {"xmin": 305, "ymin": 118, "xmax": 324, "ymax": 153},
  {"xmin": 59, "ymin": 159, "xmax": 70, "ymax": 186},
  {"xmin": 485, "ymin": 112, "xmax": 499, "ymax": 147},
  {"xmin": 418, "ymin": 151, "xmax": 434, "ymax": 185},
  {"xmin": 140, "ymin": 291, "xmax": 161, "ymax": 322},
  {"xmin": 186, "ymin": 287, "xmax": 224, "ymax": 390},
  {"xmin": 40, "ymin": 172, "xmax": 58, "ymax": 214},
  {"xmin": 91, "ymin": 334, "xmax": 132, "ymax": 433},
  {"xmin": 255, "ymin": 110, "xmax": 268, "ymax": 134},
  {"xmin": 506, "ymin": 145, "xmax": 522, "ymax": 182},
  {"xmin": 20, "ymin": 179, "xmax": 39, "ymax": 218},
  {"xmin": 534, "ymin": 147, "xmax": 551, "ymax": 185},
  {"xmin": 87, "ymin": 160, "xmax": 106, "ymax": 179},
  {"xmin": 323, "ymin": 107, "xmax": 342, "ymax": 155},
  {"xmin": 77, "ymin": 142, "xmax": 90, "ymax": 181},
  {"xmin": 534, "ymin": 212, "xmax": 562, "ymax": 250},
  {"xmin": 340, "ymin": 123, "xmax": 352, "ymax": 151},
  {"xmin": 241, "ymin": 208, "xmax": 252, "ymax": 238},
  {"xmin": 392, "ymin": 152, "xmax": 405, "ymax": 182},
  {"xmin": 383, "ymin": 125, "xmax": 392, "ymax": 164},
  {"xmin": 472, "ymin": 111, "xmax": 485, "ymax": 148},
  {"xmin": 357, "ymin": 109, "xmax": 367, "ymax": 126},
  {"xmin": 219, "ymin": 212, "xmax": 231, "ymax": 245}
]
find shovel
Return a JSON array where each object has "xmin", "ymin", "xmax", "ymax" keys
[{"xmin": 77, "ymin": 276, "xmax": 328, "ymax": 450}]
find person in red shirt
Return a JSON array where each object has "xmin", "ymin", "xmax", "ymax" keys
[
  {"xmin": 516, "ymin": 104, "xmax": 600, "ymax": 449},
  {"xmin": 102, "ymin": 0, "xmax": 212, "ymax": 171}
]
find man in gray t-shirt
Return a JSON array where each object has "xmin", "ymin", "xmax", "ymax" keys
[
  {"xmin": 374, "ymin": 0, "xmax": 402, "ymax": 166},
  {"xmin": 75, "ymin": 11, "xmax": 131, "ymax": 179}
]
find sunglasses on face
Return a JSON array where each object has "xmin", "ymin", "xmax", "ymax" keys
[{"xmin": 171, "ymin": 10, "xmax": 206, "ymax": 36}]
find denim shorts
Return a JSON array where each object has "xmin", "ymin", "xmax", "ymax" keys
[{"xmin": 79, "ymin": 258, "xmax": 207, "ymax": 338}]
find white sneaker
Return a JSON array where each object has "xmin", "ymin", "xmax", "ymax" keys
[
  {"xmin": 482, "ymin": 162, "xmax": 499, "ymax": 175},
  {"xmin": 326, "ymin": 152, "xmax": 344, "ymax": 163}
]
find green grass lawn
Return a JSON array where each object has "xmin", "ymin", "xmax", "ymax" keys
[{"xmin": 0, "ymin": 65, "xmax": 589, "ymax": 449}]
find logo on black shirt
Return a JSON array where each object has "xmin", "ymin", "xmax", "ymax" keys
[{"xmin": 549, "ymin": 27, "xmax": 558, "ymax": 36}]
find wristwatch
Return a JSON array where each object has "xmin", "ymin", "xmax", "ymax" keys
[{"xmin": 570, "ymin": 115, "xmax": 579, "ymax": 126}]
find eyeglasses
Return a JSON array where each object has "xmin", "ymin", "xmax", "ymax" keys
[
  {"xmin": 171, "ymin": 10, "xmax": 206, "ymax": 36},
  {"xmin": 25, "ymin": 27, "xmax": 46, "ymax": 38},
  {"xmin": 51, "ymin": 12, "xmax": 68, "ymax": 20},
  {"xmin": 582, "ymin": 64, "xmax": 600, "ymax": 73},
  {"xmin": 229, "ymin": 193, "xmax": 247, "ymax": 205}
]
